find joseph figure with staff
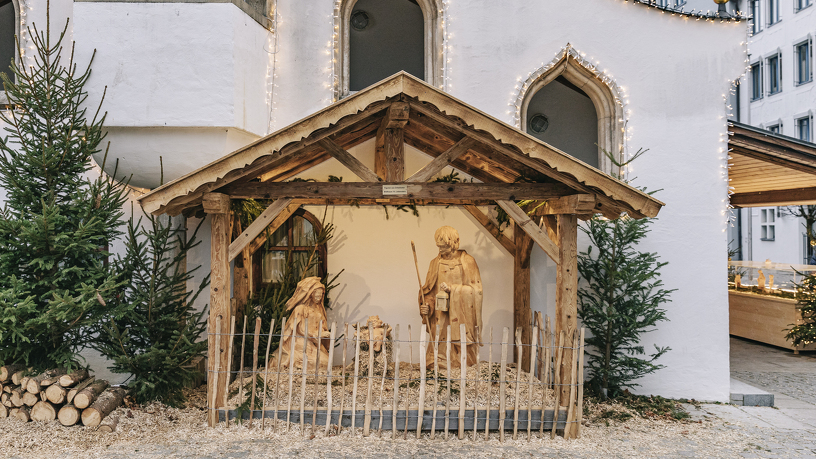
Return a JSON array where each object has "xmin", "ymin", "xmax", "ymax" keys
[{"xmin": 415, "ymin": 226, "xmax": 483, "ymax": 368}]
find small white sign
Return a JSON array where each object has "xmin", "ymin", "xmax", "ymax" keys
[{"xmin": 382, "ymin": 184, "xmax": 409, "ymax": 196}]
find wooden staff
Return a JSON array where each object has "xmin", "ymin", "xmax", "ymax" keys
[
  {"xmin": 324, "ymin": 322, "xmax": 337, "ymax": 435},
  {"xmin": 249, "ymin": 317, "xmax": 262, "ymax": 427},
  {"xmin": 261, "ymin": 319, "xmax": 275, "ymax": 430},
  {"xmin": 411, "ymin": 241, "xmax": 429, "ymax": 324}
]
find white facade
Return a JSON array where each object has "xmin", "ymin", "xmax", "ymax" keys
[{"xmin": 0, "ymin": 0, "xmax": 746, "ymax": 401}]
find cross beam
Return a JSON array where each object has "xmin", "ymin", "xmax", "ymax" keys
[{"xmin": 220, "ymin": 181, "xmax": 576, "ymax": 201}]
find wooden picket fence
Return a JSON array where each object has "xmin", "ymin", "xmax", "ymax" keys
[{"xmin": 208, "ymin": 311, "xmax": 585, "ymax": 441}]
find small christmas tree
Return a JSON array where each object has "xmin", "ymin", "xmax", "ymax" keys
[
  {"xmin": 0, "ymin": 12, "xmax": 128, "ymax": 370},
  {"xmin": 577, "ymin": 215, "xmax": 673, "ymax": 398},
  {"xmin": 94, "ymin": 214, "xmax": 209, "ymax": 407},
  {"xmin": 786, "ymin": 272, "xmax": 816, "ymax": 348}
]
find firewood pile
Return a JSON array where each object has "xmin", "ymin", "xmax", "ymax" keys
[{"xmin": 0, "ymin": 365, "xmax": 125, "ymax": 431}]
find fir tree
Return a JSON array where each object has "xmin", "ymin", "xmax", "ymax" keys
[
  {"xmin": 95, "ymin": 214, "xmax": 209, "ymax": 407},
  {"xmin": 0, "ymin": 14, "xmax": 127, "ymax": 370},
  {"xmin": 577, "ymin": 215, "xmax": 674, "ymax": 398},
  {"xmin": 785, "ymin": 272, "xmax": 816, "ymax": 347}
]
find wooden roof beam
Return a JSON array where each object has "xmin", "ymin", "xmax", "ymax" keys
[
  {"xmin": 731, "ymin": 187, "xmax": 816, "ymax": 207},
  {"xmin": 497, "ymin": 200, "xmax": 560, "ymax": 264},
  {"xmin": 317, "ymin": 138, "xmax": 382, "ymax": 183},
  {"xmin": 532, "ymin": 194, "xmax": 598, "ymax": 215},
  {"xmin": 228, "ymin": 198, "xmax": 295, "ymax": 262},
  {"xmin": 375, "ymin": 102, "xmax": 410, "ymax": 181},
  {"xmin": 408, "ymin": 101, "xmax": 652, "ymax": 219},
  {"xmin": 219, "ymin": 181, "xmax": 576, "ymax": 201},
  {"xmin": 407, "ymin": 138, "xmax": 477, "ymax": 183},
  {"xmin": 463, "ymin": 205, "xmax": 515, "ymax": 255}
]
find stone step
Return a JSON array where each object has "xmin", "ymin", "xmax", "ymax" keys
[{"xmin": 731, "ymin": 378, "xmax": 774, "ymax": 407}]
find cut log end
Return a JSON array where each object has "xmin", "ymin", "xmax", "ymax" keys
[
  {"xmin": 31, "ymin": 401, "xmax": 56, "ymax": 422},
  {"xmin": 59, "ymin": 369, "xmax": 90, "ymax": 388},
  {"xmin": 74, "ymin": 380, "xmax": 109, "ymax": 410},
  {"xmin": 13, "ymin": 405, "xmax": 31, "ymax": 422},
  {"xmin": 58, "ymin": 404, "xmax": 80, "ymax": 427},
  {"xmin": 98, "ymin": 414, "xmax": 119, "ymax": 433},
  {"xmin": 45, "ymin": 384, "xmax": 67, "ymax": 404}
]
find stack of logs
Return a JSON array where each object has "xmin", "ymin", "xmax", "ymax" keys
[{"xmin": 0, "ymin": 365, "xmax": 125, "ymax": 432}]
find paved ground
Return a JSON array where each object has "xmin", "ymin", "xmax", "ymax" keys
[{"xmin": 682, "ymin": 337, "xmax": 816, "ymax": 458}]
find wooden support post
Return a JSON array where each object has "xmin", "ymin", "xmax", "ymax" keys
[
  {"xmin": 556, "ymin": 214, "xmax": 578, "ymax": 403},
  {"xmin": 204, "ymin": 192, "xmax": 231, "ymax": 426},
  {"xmin": 375, "ymin": 102, "xmax": 409, "ymax": 181},
  {"xmin": 514, "ymin": 222, "xmax": 534, "ymax": 371}
]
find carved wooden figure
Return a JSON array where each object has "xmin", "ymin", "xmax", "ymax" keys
[
  {"xmin": 418, "ymin": 226, "xmax": 483, "ymax": 368},
  {"xmin": 276, "ymin": 277, "xmax": 331, "ymax": 369},
  {"xmin": 757, "ymin": 269, "xmax": 766, "ymax": 291},
  {"xmin": 735, "ymin": 274, "xmax": 741, "ymax": 289}
]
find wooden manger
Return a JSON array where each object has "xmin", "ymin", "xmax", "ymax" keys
[
  {"xmin": 212, "ymin": 311, "xmax": 585, "ymax": 440},
  {"xmin": 136, "ymin": 73, "xmax": 663, "ymax": 439}
]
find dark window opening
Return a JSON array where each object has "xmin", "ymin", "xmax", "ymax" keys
[
  {"xmin": 525, "ymin": 76, "xmax": 599, "ymax": 168},
  {"xmin": 349, "ymin": 0, "xmax": 425, "ymax": 92},
  {"xmin": 0, "ymin": 0, "xmax": 15, "ymax": 83},
  {"xmin": 252, "ymin": 209, "xmax": 327, "ymax": 292}
]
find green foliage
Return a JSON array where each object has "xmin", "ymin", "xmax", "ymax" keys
[
  {"xmin": 94, "ymin": 214, "xmax": 209, "ymax": 407},
  {"xmin": 785, "ymin": 271, "xmax": 816, "ymax": 347},
  {"xmin": 577, "ymin": 215, "xmax": 673, "ymax": 398},
  {"xmin": 0, "ymin": 19, "xmax": 128, "ymax": 370}
]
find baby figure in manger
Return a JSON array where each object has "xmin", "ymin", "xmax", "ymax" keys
[
  {"xmin": 419, "ymin": 226, "xmax": 483, "ymax": 369},
  {"xmin": 276, "ymin": 276, "xmax": 332, "ymax": 370}
]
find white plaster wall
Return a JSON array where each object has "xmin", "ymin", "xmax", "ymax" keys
[{"xmin": 72, "ymin": 2, "xmax": 271, "ymax": 187}]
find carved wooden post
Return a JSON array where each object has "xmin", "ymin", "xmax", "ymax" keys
[
  {"xmin": 513, "ymin": 222, "xmax": 534, "ymax": 370},
  {"xmin": 556, "ymin": 214, "xmax": 578, "ymax": 403},
  {"xmin": 375, "ymin": 102, "xmax": 409, "ymax": 181},
  {"xmin": 204, "ymin": 192, "xmax": 231, "ymax": 426}
]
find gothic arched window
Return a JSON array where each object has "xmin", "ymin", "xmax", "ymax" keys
[
  {"xmin": 336, "ymin": 0, "xmax": 442, "ymax": 98},
  {"xmin": 253, "ymin": 209, "xmax": 327, "ymax": 290},
  {"xmin": 0, "ymin": 0, "xmax": 18, "ymax": 84},
  {"xmin": 520, "ymin": 50, "xmax": 625, "ymax": 174}
]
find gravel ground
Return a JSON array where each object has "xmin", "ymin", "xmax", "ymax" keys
[{"xmin": 0, "ymin": 386, "xmax": 803, "ymax": 459}]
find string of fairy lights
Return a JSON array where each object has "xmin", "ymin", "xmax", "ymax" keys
[
  {"xmin": 625, "ymin": 0, "xmax": 746, "ymax": 22},
  {"xmin": 330, "ymin": 0, "xmax": 451, "ymax": 101},
  {"xmin": 507, "ymin": 44, "xmax": 631, "ymax": 181}
]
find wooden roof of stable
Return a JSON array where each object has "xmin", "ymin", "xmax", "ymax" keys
[
  {"xmin": 729, "ymin": 121, "xmax": 816, "ymax": 207},
  {"xmin": 138, "ymin": 72, "xmax": 663, "ymax": 219}
]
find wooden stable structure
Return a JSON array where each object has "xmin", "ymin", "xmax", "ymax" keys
[{"xmin": 138, "ymin": 72, "xmax": 664, "ymax": 431}]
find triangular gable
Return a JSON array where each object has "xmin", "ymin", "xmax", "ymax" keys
[{"xmin": 138, "ymin": 72, "xmax": 663, "ymax": 219}]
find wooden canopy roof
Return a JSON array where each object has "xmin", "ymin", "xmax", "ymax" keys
[
  {"xmin": 138, "ymin": 72, "xmax": 663, "ymax": 220},
  {"xmin": 729, "ymin": 121, "xmax": 816, "ymax": 207}
]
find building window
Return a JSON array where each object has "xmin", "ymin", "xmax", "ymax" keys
[
  {"xmin": 0, "ymin": 0, "xmax": 17, "ymax": 84},
  {"xmin": 336, "ymin": 0, "xmax": 442, "ymax": 99},
  {"xmin": 749, "ymin": 0, "xmax": 761, "ymax": 34},
  {"xmin": 767, "ymin": 0, "xmax": 780, "ymax": 25},
  {"xmin": 797, "ymin": 117, "xmax": 812, "ymax": 142},
  {"xmin": 796, "ymin": 0, "xmax": 812, "ymax": 11},
  {"xmin": 761, "ymin": 208, "xmax": 775, "ymax": 241},
  {"xmin": 254, "ymin": 209, "xmax": 327, "ymax": 288},
  {"xmin": 767, "ymin": 54, "xmax": 782, "ymax": 95},
  {"xmin": 519, "ymin": 50, "xmax": 624, "ymax": 174},
  {"xmin": 796, "ymin": 40, "xmax": 813, "ymax": 85},
  {"xmin": 751, "ymin": 62, "xmax": 763, "ymax": 100},
  {"xmin": 767, "ymin": 123, "xmax": 781, "ymax": 134}
]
